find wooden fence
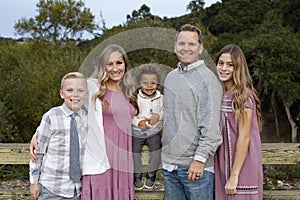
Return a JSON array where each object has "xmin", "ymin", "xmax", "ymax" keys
[{"xmin": 0, "ymin": 143, "xmax": 299, "ymax": 200}]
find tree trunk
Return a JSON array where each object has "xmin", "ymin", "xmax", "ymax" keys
[
  {"xmin": 284, "ymin": 102, "xmax": 298, "ymax": 143},
  {"xmin": 271, "ymin": 91, "xmax": 280, "ymax": 137}
]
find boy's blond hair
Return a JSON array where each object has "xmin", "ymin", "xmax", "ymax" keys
[{"xmin": 61, "ymin": 72, "xmax": 86, "ymax": 89}]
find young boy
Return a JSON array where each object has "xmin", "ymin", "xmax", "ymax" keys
[
  {"xmin": 29, "ymin": 72, "xmax": 88, "ymax": 200},
  {"xmin": 132, "ymin": 64, "xmax": 163, "ymax": 190}
]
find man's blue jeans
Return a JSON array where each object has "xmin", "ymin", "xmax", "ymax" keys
[{"xmin": 162, "ymin": 167, "xmax": 214, "ymax": 200}]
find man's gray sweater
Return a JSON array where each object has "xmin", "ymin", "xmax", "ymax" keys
[{"xmin": 162, "ymin": 60, "xmax": 223, "ymax": 168}]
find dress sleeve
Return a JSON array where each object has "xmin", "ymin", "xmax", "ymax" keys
[{"xmin": 245, "ymin": 94, "xmax": 255, "ymax": 110}]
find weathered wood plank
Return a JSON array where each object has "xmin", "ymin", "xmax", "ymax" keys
[
  {"xmin": 263, "ymin": 190, "xmax": 300, "ymax": 200},
  {"xmin": 0, "ymin": 189, "xmax": 299, "ymax": 200},
  {"xmin": 0, "ymin": 143, "xmax": 29, "ymax": 164},
  {"xmin": 135, "ymin": 190, "xmax": 165, "ymax": 200},
  {"xmin": 261, "ymin": 143, "xmax": 300, "ymax": 164},
  {"xmin": 0, "ymin": 143, "xmax": 299, "ymax": 199},
  {"xmin": 0, "ymin": 189, "xmax": 31, "ymax": 200},
  {"xmin": 142, "ymin": 143, "xmax": 300, "ymax": 165},
  {"xmin": 0, "ymin": 143, "xmax": 300, "ymax": 165}
]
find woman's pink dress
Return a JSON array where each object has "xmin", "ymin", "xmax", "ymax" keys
[
  {"xmin": 82, "ymin": 89, "xmax": 135, "ymax": 200},
  {"xmin": 215, "ymin": 89, "xmax": 263, "ymax": 200}
]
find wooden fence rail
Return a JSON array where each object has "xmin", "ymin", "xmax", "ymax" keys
[{"xmin": 0, "ymin": 143, "xmax": 299, "ymax": 200}]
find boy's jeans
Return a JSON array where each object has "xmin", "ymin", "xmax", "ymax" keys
[
  {"xmin": 162, "ymin": 167, "xmax": 214, "ymax": 200},
  {"xmin": 38, "ymin": 183, "xmax": 81, "ymax": 200}
]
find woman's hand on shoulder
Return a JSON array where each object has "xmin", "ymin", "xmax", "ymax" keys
[{"xmin": 29, "ymin": 131, "xmax": 40, "ymax": 162}]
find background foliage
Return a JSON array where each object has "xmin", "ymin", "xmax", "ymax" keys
[
  {"xmin": 14, "ymin": 0, "xmax": 98, "ymax": 42},
  {"xmin": 0, "ymin": 0, "xmax": 299, "ymax": 143}
]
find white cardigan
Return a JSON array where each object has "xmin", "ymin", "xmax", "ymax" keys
[
  {"xmin": 82, "ymin": 78, "xmax": 110, "ymax": 175},
  {"xmin": 132, "ymin": 90, "xmax": 164, "ymax": 133}
]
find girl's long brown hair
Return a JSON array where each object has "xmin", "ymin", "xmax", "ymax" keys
[
  {"xmin": 216, "ymin": 45, "xmax": 262, "ymax": 131},
  {"xmin": 91, "ymin": 44, "xmax": 138, "ymax": 112}
]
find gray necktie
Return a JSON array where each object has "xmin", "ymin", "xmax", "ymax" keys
[{"xmin": 69, "ymin": 113, "xmax": 81, "ymax": 182}]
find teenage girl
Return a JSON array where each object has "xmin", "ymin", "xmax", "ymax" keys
[{"xmin": 214, "ymin": 44, "xmax": 263, "ymax": 200}]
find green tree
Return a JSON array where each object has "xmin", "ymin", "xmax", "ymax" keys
[
  {"xmin": 0, "ymin": 43, "xmax": 20, "ymax": 142},
  {"xmin": 126, "ymin": 4, "xmax": 161, "ymax": 25},
  {"xmin": 242, "ymin": 11, "xmax": 300, "ymax": 142},
  {"xmin": 14, "ymin": 0, "xmax": 98, "ymax": 42},
  {"xmin": 0, "ymin": 40, "xmax": 86, "ymax": 142},
  {"xmin": 282, "ymin": 0, "xmax": 300, "ymax": 33},
  {"xmin": 0, "ymin": 101, "xmax": 18, "ymax": 142},
  {"xmin": 202, "ymin": 0, "xmax": 272, "ymax": 35},
  {"xmin": 187, "ymin": 0, "xmax": 205, "ymax": 14}
]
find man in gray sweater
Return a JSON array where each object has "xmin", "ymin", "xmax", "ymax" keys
[{"xmin": 161, "ymin": 24, "xmax": 223, "ymax": 200}]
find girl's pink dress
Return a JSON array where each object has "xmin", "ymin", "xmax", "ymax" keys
[
  {"xmin": 215, "ymin": 89, "xmax": 263, "ymax": 200},
  {"xmin": 82, "ymin": 89, "xmax": 135, "ymax": 200}
]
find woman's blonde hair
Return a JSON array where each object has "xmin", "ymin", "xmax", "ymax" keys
[{"xmin": 91, "ymin": 44, "xmax": 138, "ymax": 111}]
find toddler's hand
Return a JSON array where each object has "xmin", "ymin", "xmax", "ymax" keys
[
  {"xmin": 138, "ymin": 119, "xmax": 151, "ymax": 130},
  {"xmin": 149, "ymin": 112, "xmax": 160, "ymax": 125}
]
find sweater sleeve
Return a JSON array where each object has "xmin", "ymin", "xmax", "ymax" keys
[
  {"xmin": 157, "ymin": 95, "xmax": 164, "ymax": 121},
  {"xmin": 194, "ymin": 79, "xmax": 223, "ymax": 162}
]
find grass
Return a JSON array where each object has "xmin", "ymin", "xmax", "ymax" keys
[
  {"xmin": 263, "ymin": 164, "xmax": 300, "ymax": 190},
  {"xmin": 0, "ymin": 165, "xmax": 29, "ymax": 181}
]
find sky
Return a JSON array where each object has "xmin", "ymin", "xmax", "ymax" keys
[{"xmin": 0, "ymin": 0, "xmax": 219, "ymax": 39}]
